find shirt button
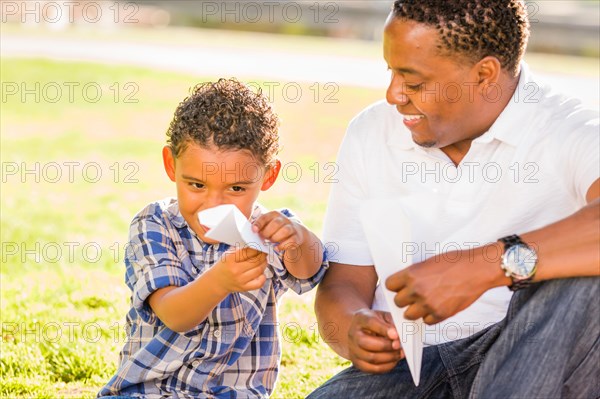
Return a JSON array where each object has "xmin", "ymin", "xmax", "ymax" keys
[
  {"xmin": 191, "ymin": 360, "xmax": 200, "ymax": 367},
  {"xmin": 213, "ymin": 329, "xmax": 221, "ymax": 338},
  {"xmin": 192, "ymin": 267, "xmax": 198, "ymax": 275}
]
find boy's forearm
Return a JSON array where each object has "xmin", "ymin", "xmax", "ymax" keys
[
  {"xmin": 283, "ymin": 227, "xmax": 324, "ymax": 279},
  {"xmin": 148, "ymin": 268, "xmax": 228, "ymax": 333}
]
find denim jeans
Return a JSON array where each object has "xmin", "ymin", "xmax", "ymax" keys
[{"xmin": 307, "ymin": 277, "xmax": 600, "ymax": 399}]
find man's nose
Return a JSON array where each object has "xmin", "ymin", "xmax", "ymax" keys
[{"xmin": 386, "ymin": 73, "xmax": 410, "ymax": 106}]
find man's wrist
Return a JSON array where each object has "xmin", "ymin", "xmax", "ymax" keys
[{"xmin": 479, "ymin": 242, "xmax": 512, "ymax": 289}]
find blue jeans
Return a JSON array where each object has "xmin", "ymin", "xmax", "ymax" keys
[{"xmin": 307, "ymin": 277, "xmax": 600, "ymax": 399}]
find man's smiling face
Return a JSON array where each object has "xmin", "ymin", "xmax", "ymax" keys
[{"xmin": 383, "ymin": 17, "xmax": 486, "ymax": 149}]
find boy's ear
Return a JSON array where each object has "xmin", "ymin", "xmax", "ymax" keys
[
  {"xmin": 261, "ymin": 160, "xmax": 281, "ymax": 191},
  {"xmin": 162, "ymin": 146, "xmax": 176, "ymax": 182}
]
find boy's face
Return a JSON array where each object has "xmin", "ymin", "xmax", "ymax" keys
[{"xmin": 163, "ymin": 142, "xmax": 280, "ymax": 244}]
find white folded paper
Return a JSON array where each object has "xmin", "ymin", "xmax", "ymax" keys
[
  {"xmin": 360, "ymin": 200, "xmax": 423, "ymax": 386},
  {"xmin": 198, "ymin": 204, "xmax": 283, "ymax": 270}
]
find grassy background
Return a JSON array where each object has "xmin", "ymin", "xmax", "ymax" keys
[
  {"xmin": 1, "ymin": 29, "xmax": 598, "ymax": 397},
  {"xmin": 0, "ymin": 56, "xmax": 384, "ymax": 398}
]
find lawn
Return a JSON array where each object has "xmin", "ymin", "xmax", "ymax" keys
[
  {"xmin": 2, "ymin": 27, "xmax": 597, "ymax": 398},
  {"xmin": 0, "ymin": 56, "xmax": 383, "ymax": 398}
]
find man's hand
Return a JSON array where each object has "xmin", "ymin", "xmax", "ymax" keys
[
  {"xmin": 252, "ymin": 211, "xmax": 305, "ymax": 252},
  {"xmin": 385, "ymin": 245, "xmax": 503, "ymax": 325},
  {"xmin": 212, "ymin": 247, "xmax": 268, "ymax": 293},
  {"xmin": 347, "ymin": 308, "xmax": 404, "ymax": 373}
]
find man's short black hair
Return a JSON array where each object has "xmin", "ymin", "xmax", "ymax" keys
[
  {"xmin": 392, "ymin": 0, "xmax": 530, "ymax": 76},
  {"xmin": 167, "ymin": 78, "xmax": 280, "ymax": 166}
]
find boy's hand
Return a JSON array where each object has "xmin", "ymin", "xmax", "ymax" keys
[
  {"xmin": 252, "ymin": 211, "xmax": 305, "ymax": 252},
  {"xmin": 212, "ymin": 247, "xmax": 268, "ymax": 293}
]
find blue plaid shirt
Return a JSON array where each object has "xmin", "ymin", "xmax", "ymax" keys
[{"xmin": 98, "ymin": 198, "xmax": 328, "ymax": 398}]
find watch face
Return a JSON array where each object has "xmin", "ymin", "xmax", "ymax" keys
[{"xmin": 504, "ymin": 244, "xmax": 538, "ymax": 279}]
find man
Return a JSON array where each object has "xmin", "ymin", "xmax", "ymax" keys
[{"xmin": 309, "ymin": 1, "xmax": 599, "ymax": 398}]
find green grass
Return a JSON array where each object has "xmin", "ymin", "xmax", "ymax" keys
[
  {"xmin": 1, "ymin": 57, "xmax": 382, "ymax": 398},
  {"xmin": 3, "ymin": 37, "xmax": 596, "ymax": 397}
]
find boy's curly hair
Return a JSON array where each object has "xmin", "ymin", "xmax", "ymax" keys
[
  {"xmin": 392, "ymin": 0, "xmax": 530, "ymax": 77},
  {"xmin": 167, "ymin": 78, "xmax": 280, "ymax": 166}
]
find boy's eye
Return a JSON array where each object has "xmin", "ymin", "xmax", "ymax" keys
[
  {"xmin": 190, "ymin": 182, "xmax": 205, "ymax": 189},
  {"xmin": 230, "ymin": 186, "xmax": 245, "ymax": 192}
]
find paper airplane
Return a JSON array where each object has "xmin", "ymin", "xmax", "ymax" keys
[
  {"xmin": 198, "ymin": 204, "xmax": 283, "ymax": 270},
  {"xmin": 359, "ymin": 200, "xmax": 423, "ymax": 386}
]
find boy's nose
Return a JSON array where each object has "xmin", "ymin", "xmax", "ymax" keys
[{"xmin": 205, "ymin": 192, "xmax": 225, "ymax": 208}]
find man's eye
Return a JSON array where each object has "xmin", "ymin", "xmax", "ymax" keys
[
  {"xmin": 231, "ymin": 186, "xmax": 245, "ymax": 192},
  {"xmin": 405, "ymin": 83, "xmax": 423, "ymax": 91}
]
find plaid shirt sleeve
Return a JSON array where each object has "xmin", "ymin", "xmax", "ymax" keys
[
  {"xmin": 124, "ymin": 210, "xmax": 194, "ymax": 325},
  {"xmin": 266, "ymin": 208, "xmax": 329, "ymax": 296}
]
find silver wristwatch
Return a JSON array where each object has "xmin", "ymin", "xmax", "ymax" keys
[{"xmin": 498, "ymin": 234, "xmax": 538, "ymax": 291}]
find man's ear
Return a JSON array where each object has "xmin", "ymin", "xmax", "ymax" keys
[
  {"xmin": 162, "ymin": 146, "xmax": 176, "ymax": 182},
  {"xmin": 261, "ymin": 160, "xmax": 281, "ymax": 191},
  {"xmin": 475, "ymin": 56, "xmax": 502, "ymax": 88}
]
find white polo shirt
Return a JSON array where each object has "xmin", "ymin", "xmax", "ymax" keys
[{"xmin": 323, "ymin": 63, "xmax": 599, "ymax": 345}]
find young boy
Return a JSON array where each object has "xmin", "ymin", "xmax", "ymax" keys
[{"xmin": 98, "ymin": 78, "xmax": 328, "ymax": 398}]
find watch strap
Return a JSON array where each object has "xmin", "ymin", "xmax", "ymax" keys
[
  {"xmin": 508, "ymin": 278, "xmax": 534, "ymax": 291},
  {"xmin": 498, "ymin": 234, "xmax": 523, "ymax": 249}
]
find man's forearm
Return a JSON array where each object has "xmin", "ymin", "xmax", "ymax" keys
[
  {"xmin": 315, "ymin": 285, "xmax": 360, "ymax": 359},
  {"xmin": 483, "ymin": 199, "xmax": 600, "ymax": 291},
  {"xmin": 474, "ymin": 199, "xmax": 600, "ymax": 319},
  {"xmin": 524, "ymin": 199, "xmax": 600, "ymax": 281},
  {"xmin": 314, "ymin": 264, "xmax": 378, "ymax": 359}
]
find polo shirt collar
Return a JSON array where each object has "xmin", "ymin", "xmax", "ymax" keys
[{"xmin": 474, "ymin": 62, "xmax": 538, "ymax": 147}]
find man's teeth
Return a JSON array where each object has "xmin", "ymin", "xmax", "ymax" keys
[{"xmin": 403, "ymin": 115, "xmax": 424, "ymax": 121}]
